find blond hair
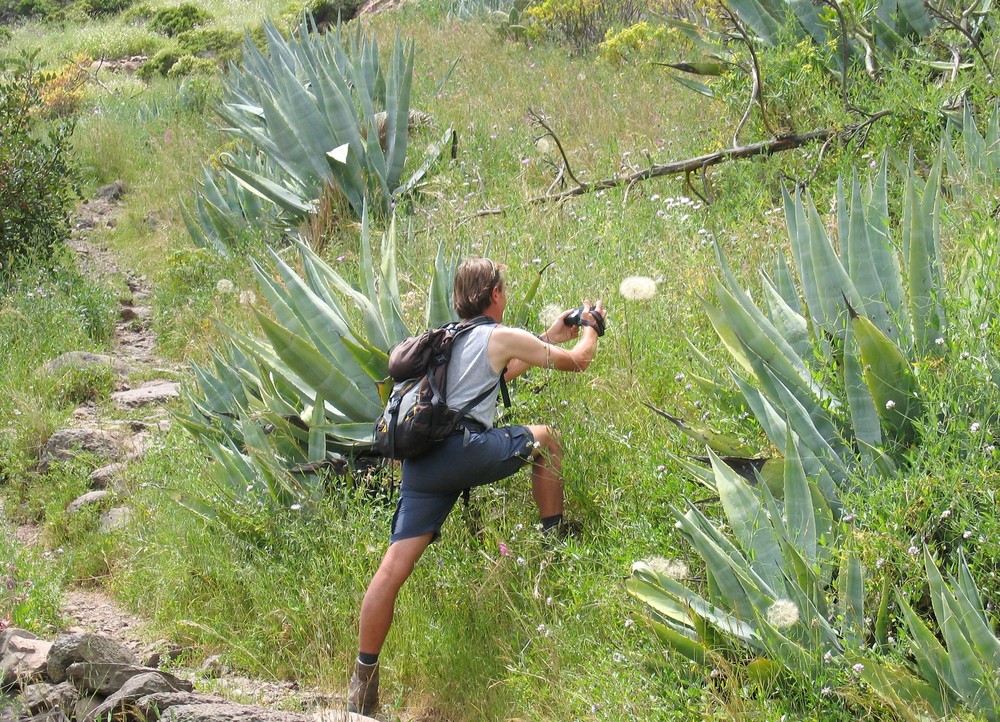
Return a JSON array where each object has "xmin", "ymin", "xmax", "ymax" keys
[{"xmin": 453, "ymin": 258, "xmax": 503, "ymax": 319}]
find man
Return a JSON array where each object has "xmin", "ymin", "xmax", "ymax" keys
[{"xmin": 349, "ymin": 257, "xmax": 606, "ymax": 715}]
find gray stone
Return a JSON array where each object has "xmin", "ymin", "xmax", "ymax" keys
[
  {"xmin": 99, "ymin": 506, "xmax": 132, "ymax": 532},
  {"xmin": 161, "ymin": 703, "xmax": 312, "ymax": 722},
  {"xmin": 0, "ymin": 636, "xmax": 52, "ymax": 688},
  {"xmin": 89, "ymin": 462, "xmax": 128, "ymax": 490},
  {"xmin": 96, "ymin": 181, "xmax": 126, "ymax": 201},
  {"xmin": 66, "ymin": 491, "xmax": 109, "ymax": 513},
  {"xmin": 39, "ymin": 352, "xmax": 129, "ymax": 379},
  {"xmin": 313, "ymin": 711, "xmax": 380, "ymax": 722},
  {"xmin": 0, "ymin": 628, "xmax": 38, "ymax": 656},
  {"xmin": 23, "ymin": 681, "xmax": 79, "ymax": 715},
  {"xmin": 47, "ymin": 633, "xmax": 139, "ymax": 684},
  {"xmin": 73, "ymin": 694, "xmax": 104, "ymax": 721},
  {"xmin": 85, "ymin": 671, "xmax": 194, "ymax": 721},
  {"xmin": 110, "ymin": 382, "xmax": 180, "ymax": 409},
  {"xmin": 40, "ymin": 429, "xmax": 122, "ymax": 469},
  {"xmin": 135, "ymin": 692, "xmax": 229, "ymax": 717},
  {"xmin": 67, "ymin": 664, "xmax": 192, "ymax": 697}
]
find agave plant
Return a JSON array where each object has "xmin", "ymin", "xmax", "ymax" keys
[
  {"xmin": 629, "ymin": 431, "xmax": 883, "ymax": 682},
  {"xmin": 184, "ymin": 16, "xmax": 457, "ymax": 254},
  {"xmin": 175, "ymin": 208, "xmax": 460, "ymax": 523},
  {"xmin": 665, "ymin": 159, "xmax": 943, "ymax": 497},
  {"xmin": 853, "ymin": 548, "xmax": 1000, "ymax": 721}
]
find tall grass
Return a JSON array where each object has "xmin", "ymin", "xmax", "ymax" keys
[{"xmin": 2, "ymin": 3, "xmax": 997, "ymax": 721}]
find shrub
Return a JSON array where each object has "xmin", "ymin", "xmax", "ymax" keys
[
  {"xmin": 0, "ymin": 58, "xmax": 78, "ymax": 274},
  {"xmin": 137, "ymin": 46, "xmax": 180, "ymax": 79},
  {"xmin": 83, "ymin": 0, "xmax": 133, "ymax": 17},
  {"xmin": 177, "ymin": 74, "xmax": 219, "ymax": 112},
  {"xmin": 0, "ymin": 0, "xmax": 59, "ymax": 23},
  {"xmin": 524, "ymin": 0, "xmax": 645, "ymax": 53},
  {"xmin": 598, "ymin": 20, "xmax": 672, "ymax": 63},
  {"xmin": 0, "ymin": 26, "xmax": 11, "ymax": 44},
  {"xmin": 51, "ymin": 363, "xmax": 115, "ymax": 405},
  {"xmin": 166, "ymin": 54, "xmax": 217, "ymax": 78},
  {"xmin": 39, "ymin": 56, "xmax": 89, "ymax": 117},
  {"xmin": 176, "ymin": 27, "xmax": 242, "ymax": 63},
  {"xmin": 120, "ymin": 1, "xmax": 151, "ymax": 23},
  {"xmin": 148, "ymin": 3, "xmax": 210, "ymax": 37}
]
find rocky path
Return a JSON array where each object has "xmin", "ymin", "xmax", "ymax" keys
[{"xmin": 2, "ymin": 184, "xmax": 375, "ymax": 721}]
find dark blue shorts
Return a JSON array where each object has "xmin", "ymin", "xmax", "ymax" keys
[{"xmin": 389, "ymin": 425, "xmax": 536, "ymax": 543}]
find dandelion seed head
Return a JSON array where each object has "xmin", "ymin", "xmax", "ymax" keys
[
  {"xmin": 643, "ymin": 557, "xmax": 689, "ymax": 581},
  {"xmin": 216, "ymin": 279, "xmax": 236, "ymax": 294},
  {"xmin": 619, "ymin": 275, "xmax": 657, "ymax": 301},
  {"xmin": 539, "ymin": 303, "xmax": 563, "ymax": 328},
  {"xmin": 766, "ymin": 599, "xmax": 800, "ymax": 629}
]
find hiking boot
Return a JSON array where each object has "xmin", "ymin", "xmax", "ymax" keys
[{"xmin": 348, "ymin": 660, "xmax": 379, "ymax": 716}]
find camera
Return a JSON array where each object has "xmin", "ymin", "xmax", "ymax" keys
[{"xmin": 563, "ymin": 306, "xmax": 606, "ymax": 336}]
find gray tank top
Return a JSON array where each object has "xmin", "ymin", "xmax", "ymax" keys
[{"xmin": 446, "ymin": 323, "xmax": 502, "ymax": 429}]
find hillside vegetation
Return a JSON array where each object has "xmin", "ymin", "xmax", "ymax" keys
[{"xmin": 2, "ymin": 0, "xmax": 998, "ymax": 719}]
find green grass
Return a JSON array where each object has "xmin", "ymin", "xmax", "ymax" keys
[{"xmin": 1, "ymin": 3, "xmax": 998, "ymax": 721}]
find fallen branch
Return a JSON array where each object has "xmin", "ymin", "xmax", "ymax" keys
[{"xmin": 519, "ymin": 113, "xmax": 890, "ymax": 206}]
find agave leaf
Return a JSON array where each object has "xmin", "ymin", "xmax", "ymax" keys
[
  {"xmin": 804, "ymin": 196, "xmax": 861, "ymax": 339},
  {"xmin": 650, "ymin": 620, "xmax": 707, "ymax": 664},
  {"xmin": 710, "ymin": 450, "xmax": 785, "ymax": 590},
  {"xmin": 897, "ymin": 592, "xmax": 955, "ymax": 702},
  {"xmin": 222, "ymin": 160, "xmax": 314, "ymax": 215},
  {"xmin": 781, "ymin": 426, "xmax": 817, "ymax": 565},
  {"xmin": 511, "ymin": 261, "xmax": 553, "ymax": 329},
  {"xmin": 726, "ymin": 0, "xmax": 784, "ymax": 44},
  {"xmin": 837, "ymin": 550, "xmax": 865, "ymax": 644},
  {"xmin": 926, "ymin": 548, "xmax": 1000, "ymax": 672},
  {"xmin": 843, "ymin": 322, "xmax": 882, "ymax": 456},
  {"xmin": 254, "ymin": 312, "xmax": 381, "ymax": 421},
  {"xmin": 395, "ymin": 126, "xmax": 457, "ymax": 197},
  {"xmin": 936, "ymin": 587, "xmax": 992, "ymax": 712},
  {"xmin": 666, "ymin": 74, "xmax": 716, "ymax": 98},
  {"xmin": 846, "ymin": 175, "xmax": 892, "ymax": 335},
  {"xmin": 848, "ymin": 306, "xmax": 921, "ymax": 447},
  {"xmin": 663, "ymin": 61, "xmax": 725, "ymax": 75},
  {"xmin": 851, "ymin": 654, "xmax": 946, "ymax": 721},
  {"xmin": 646, "ymin": 404, "xmax": 757, "ymax": 457},
  {"xmin": 903, "ymin": 161, "xmax": 945, "ymax": 354},
  {"xmin": 784, "ymin": 186, "xmax": 824, "ymax": 342},
  {"xmin": 761, "ymin": 277, "xmax": 811, "ymax": 359}
]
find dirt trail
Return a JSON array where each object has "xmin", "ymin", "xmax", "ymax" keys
[{"xmin": 5, "ymin": 184, "xmax": 332, "ymax": 711}]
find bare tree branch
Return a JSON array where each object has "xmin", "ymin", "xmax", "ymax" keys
[
  {"xmin": 719, "ymin": 5, "xmax": 775, "ymax": 144},
  {"xmin": 470, "ymin": 111, "xmax": 891, "ymax": 216},
  {"xmin": 528, "ymin": 108, "xmax": 584, "ymax": 188},
  {"xmin": 924, "ymin": 1, "xmax": 995, "ymax": 78}
]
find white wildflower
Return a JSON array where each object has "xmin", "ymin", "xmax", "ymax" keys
[
  {"xmin": 964, "ymin": 530, "xmax": 973, "ymax": 539},
  {"xmin": 216, "ymin": 279, "xmax": 236, "ymax": 294},
  {"xmin": 821, "ymin": 687, "xmax": 833, "ymax": 697},
  {"xmin": 619, "ymin": 275, "xmax": 657, "ymax": 301},
  {"xmin": 940, "ymin": 509, "xmax": 951, "ymax": 519},
  {"xmin": 908, "ymin": 545, "xmax": 920, "ymax": 556},
  {"xmin": 643, "ymin": 557, "xmax": 689, "ymax": 581},
  {"xmin": 935, "ymin": 337, "xmax": 945, "ymax": 346},
  {"xmin": 538, "ymin": 303, "xmax": 563, "ymax": 328},
  {"xmin": 766, "ymin": 599, "xmax": 800, "ymax": 629},
  {"xmin": 961, "ymin": 351, "xmax": 971, "ymax": 360},
  {"xmin": 885, "ymin": 399, "xmax": 896, "ymax": 410},
  {"xmin": 971, "ymin": 422, "xmax": 982, "ymax": 433},
  {"xmin": 823, "ymin": 651, "xmax": 833, "ymax": 663},
  {"xmin": 852, "ymin": 663, "xmax": 865, "ymax": 674}
]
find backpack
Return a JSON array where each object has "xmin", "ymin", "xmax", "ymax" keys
[{"xmin": 373, "ymin": 316, "xmax": 510, "ymax": 460}]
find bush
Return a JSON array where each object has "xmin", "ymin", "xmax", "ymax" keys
[
  {"xmin": 137, "ymin": 46, "xmax": 180, "ymax": 79},
  {"xmin": 119, "ymin": 1, "xmax": 151, "ymax": 23},
  {"xmin": 148, "ymin": 3, "xmax": 211, "ymax": 37},
  {"xmin": 83, "ymin": 0, "xmax": 134, "ymax": 17},
  {"xmin": 166, "ymin": 54, "xmax": 216, "ymax": 78},
  {"xmin": 0, "ymin": 0, "xmax": 59, "ymax": 23},
  {"xmin": 39, "ymin": 56, "xmax": 89, "ymax": 117},
  {"xmin": 51, "ymin": 363, "xmax": 115, "ymax": 405},
  {"xmin": 0, "ymin": 58, "xmax": 79, "ymax": 274},
  {"xmin": 177, "ymin": 74, "xmax": 219, "ymax": 112},
  {"xmin": 0, "ymin": 26, "xmax": 11, "ymax": 44},
  {"xmin": 176, "ymin": 27, "xmax": 242, "ymax": 63},
  {"xmin": 524, "ymin": 0, "xmax": 645, "ymax": 53}
]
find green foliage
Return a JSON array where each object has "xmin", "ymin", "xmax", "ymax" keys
[
  {"xmin": 50, "ymin": 362, "xmax": 115, "ymax": 405},
  {"xmin": 523, "ymin": 0, "xmax": 645, "ymax": 53},
  {"xmin": 81, "ymin": 0, "xmax": 134, "ymax": 18},
  {"xmin": 0, "ymin": 529, "xmax": 65, "ymax": 630},
  {"xmin": 166, "ymin": 54, "xmax": 217, "ymax": 78},
  {"xmin": 176, "ymin": 209, "xmax": 460, "ymax": 521},
  {"xmin": 0, "ymin": 0, "xmax": 58, "ymax": 23},
  {"xmin": 0, "ymin": 57, "xmax": 79, "ymax": 275},
  {"xmin": 137, "ymin": 46, "xmax": 181, "ymax": 79},
  {"xmin": 148, "ymin": 2, "xmax": 211, "ymax": 37},
  {"xmin": 177, "ymin": 74, "xmax": 220, "ymax": 113},
  {"xmin": 599, "ymin": 20, "xmax": 673, "ymax": 63},
  {"xmin": 176, "ymin": 27, "xmax": 242, "ymax": 62}
]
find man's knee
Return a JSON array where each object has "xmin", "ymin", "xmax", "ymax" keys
[{"xmin": 528, "ymin": 424, "xmax": 562, "ymax": 457}]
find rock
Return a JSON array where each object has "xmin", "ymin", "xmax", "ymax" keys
[
  {"xmin": 99, "ymin": 506, "xmax": 131, "ymax": 532},
  {"xmin": 111, "ymin": 382, "xmax": 180, "ymax": 409},
  {"xmin": 67, "ymin": 663, "xmax": 193, "ymax": 697},
  {"xmin": 66, "ymin": 491, "xmax": 109, "ymax": 513},
  {"xmin": 0, "ymin": 636, "xmax": 53, "ymax": 689},
  {"xmin": 140, "ymin": 641, "xmax": 184, "ymax": 670},
  {"xmin": 39, "ymin": 429, "xmax": 122, "ymax": 469},
  {"xmin": 0, "ymin": 628, "xmax": 39, "ymax": 655},
  {"xmin": 161, "ymin": 703, "xmax": 312, "ymax": 722},
  {"xmin": 89, "ymin": 462, "xmax": 127, "ymax": 490},
  {"xmin": 198, "ymin": 656, "xmax": 227, "ymax": 679},
  {"xmin": 23, "ymin": 682, "xmax": 79, "ymax": 715},
  {"xmin": 84, "ymin": 671, "xmax": 194, "ymax": 721},
  {"xmin": 314, "ymin": 711, "xmax": 380, "ymax": 722},
  {"xmin": 96, "ymin": 181, "xmax": 126, "ymax": 202},
  {"xmin": 39, "ymin": 352, "xmax": 129, "ymax": 379},
  {"xmin": 74, "ymin": 694, "xmax": 104, "ymax": 721},
  {"xmin": 47, "ymin": 633, "xmax": 140, "ymax": 684}
]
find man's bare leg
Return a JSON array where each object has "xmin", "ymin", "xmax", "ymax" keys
[{"xmin": 526, "ymin": 424, "xmax": 563, "ymax": 519}]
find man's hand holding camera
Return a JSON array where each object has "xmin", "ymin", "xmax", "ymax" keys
[{"xmin": 540, "ymin": 301, "xmax": 607, "ymax": 344}]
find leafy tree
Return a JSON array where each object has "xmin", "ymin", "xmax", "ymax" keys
[{"xmin": 0, "ymin": 56, "xmax": 78, "ymax": 275}]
